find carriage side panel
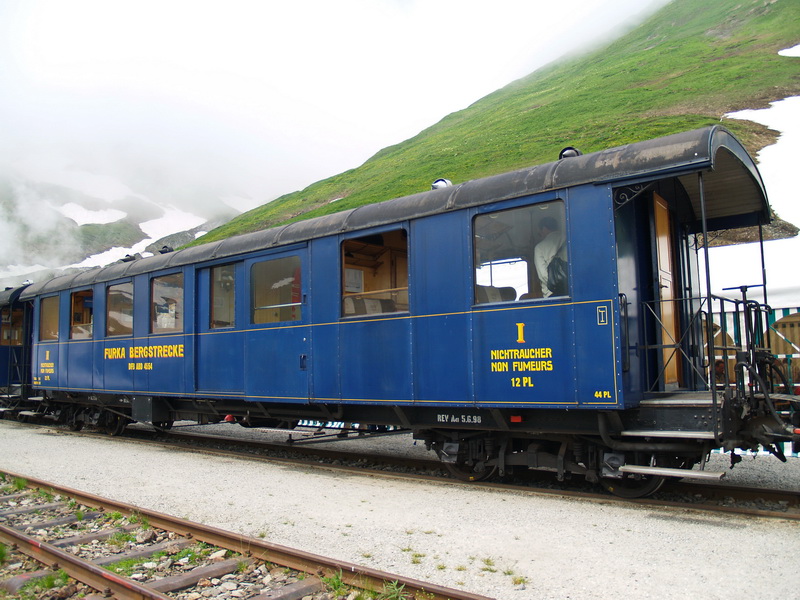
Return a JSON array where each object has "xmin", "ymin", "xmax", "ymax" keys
[
  {"xmin": 411, "ymin": 211, "xmax": 473, "ymax": 405},
  {"xmin": 567, "ymin": 184, "xmax": 624, "ymax": 408}
]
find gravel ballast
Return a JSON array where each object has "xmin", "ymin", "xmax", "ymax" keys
[{"xmin": 1, "ymin": 420, "xmax": 799, "ymax": 599}]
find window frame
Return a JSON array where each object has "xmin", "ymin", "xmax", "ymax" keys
[
  {"xmin": 70, "ymin": 289, "xmax": 94, "ymax": 340},
  {"xmin": 250, "ymin": 255, "xmax": 303, "ymax": 325},
  {"xmin": 150, "ymin": 271, "xmax": 185, "ymax": 334},
  {"xmin": 106, "ymin": 281, "xmax": 134, "ymax": 337},
  {"xmin": 340, "ymin": 228, "xmax": 409, "ymax": 318},
  {"xmin": 210, "ymin": 263, "xmax": 236, "ymax": 329},
  {"xmin": 39, "ymin": 295, "xmax": 60, "ymax": 341},
  {"xmin": 1, "ymin": 307, "xmax": 24, "ymax": 347},
  {"xmin": 473, "ymin": 198, "xmax": 569, "ymax": 304}
]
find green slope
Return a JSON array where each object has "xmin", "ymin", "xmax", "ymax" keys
[{"xmin": 195, "ymin": 0, "xmax": 800, "ymax": 245}]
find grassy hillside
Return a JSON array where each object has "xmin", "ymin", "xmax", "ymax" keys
[{"xmin": 195, "ymin": 0, "xmax": 800, "ymax": 245}]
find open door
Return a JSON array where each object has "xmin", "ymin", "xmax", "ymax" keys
[{"xmin": 654, "ymin": 193, "xmax": 681, "ymax": 387}]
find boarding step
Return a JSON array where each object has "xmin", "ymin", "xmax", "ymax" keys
[
  {"xmin": 757, "ymin": 393, "xmax": 799, "ymax": 405},
  {"xmin": 620, "ymin": 430, "xmax": 716, "ymax": 439},
  {"xmin": 618, "ymin": 464, "xmax": 725, "ymax": 480},
  {"xmin": 17, "ymin": 411, "xmax": 43, "ymax": 418},
  {"xmin": 639, "ymin": 392, "xmax": 714, "ymax": 407}
]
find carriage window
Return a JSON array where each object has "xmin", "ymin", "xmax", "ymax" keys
[
  {"xmin": 1, "ymin": 308, "xmax": 23, "ymax": 346},
  {"xmin": 70, "ymin": 290, "xmax": 93, "ymax": 340},
  {"xmin": 151, "ymin": 273, "xmax": 184, "ymax": 333},
  {"xmin": 107, "ymin": 282, "xmax": 134, "ymax": 336},
  {"xmin": 39, "ymin": 296, "xmax": 59, "ymax": 341},
  {"xmin": 342, "ymin": 230, "xmax": 408, "ymax": 316},
  {"xmin": 474, "ymin": 200, "xmax": 568, "ymax": 303},
  {"xmin": 251, "ymin": 257, "xmax": 302, "ymax": 324},
  {"xmin": 211, "ymin": 264, "xmax": 236, "ymax": 329}
]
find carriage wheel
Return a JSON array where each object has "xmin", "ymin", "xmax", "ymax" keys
[
  {"xmin": 600, "ymin": 453, "xmax": 671, "ymax": 498},
  {"xmin": 600, "ymin": 470, "xmax": 665, "ymax": 498},
  {"xmin": 66, "ymin": 408, "xmax": 84, "ymax": 431},
  {"xmin": 105, "ymin": 413, "xmax": 128, "ymax": 436},
  {"xmin": 444, "ymin": 460, "xmax": 498, "ymax": 482}
]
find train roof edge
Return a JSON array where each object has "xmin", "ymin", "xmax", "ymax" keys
[
  {"xmin": 19, "ymin": 125, "xmax": 769, "ymax": 300},
  {"xmin": 0, "ymin": 284, "xmax": 31, "ymax": 307}
]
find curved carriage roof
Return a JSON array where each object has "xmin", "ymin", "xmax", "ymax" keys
[
  {"xmin": 20, "ymin": 125, "xmax": 768, "ymax": 300},
  {"xmin": 0, "ymin": 285, "xmax": 30, "ymax": 307}
]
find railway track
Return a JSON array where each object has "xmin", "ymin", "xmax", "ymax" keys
[
  {"xmin": 139, "ymin": 426, "xmax": 800, "ymax": 519},
  {"xmin": 0, "ymin": 470, "xmax": 493, "ymax": 600},
  {"xmin": 6, "ymin": 417, "xmax": 799, "ymax": 522}
]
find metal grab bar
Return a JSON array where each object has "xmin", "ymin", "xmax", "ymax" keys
[{"xmin": 619, "ymin": 293, "xmax": 630, "ymax": 373}]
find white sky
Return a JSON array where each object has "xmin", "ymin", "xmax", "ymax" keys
[
  {"xmin": 0, "ymin": 0, "xmax": 669, "ymax": 213},
  {"xmin": 1, "ymin": 0, "xmax": 796, "ymax": 307}
]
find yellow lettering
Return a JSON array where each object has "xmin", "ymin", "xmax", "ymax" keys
[
  {"xmin": 511, "ymin": 360, "xmax": 553, "ymax": 372},
  {"xmin": 114, "ymin": 344, "xmax": 185, "ymax": 362},
  {"xmin": 489, "ymin": 348, "xmax": 553, "ymax": 360},
  {"xmin": 104, "ymin": 347, "xmax": 127, "ymax": 359},
  {"xmin": 516, "ymin": 322, "xmax": 526, "ymax": 344}
]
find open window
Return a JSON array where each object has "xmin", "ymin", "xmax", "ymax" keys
[
  {"xmin": 151, "ymin": 273, "xmax": 184, "ymax": 334},
  {"xmin": 70, "ymin": 289, "xmax": 93, "ymax": 339},
  {"xmin": 474, "ymin": 200, "xmax": 568, "ymax": 303},
  {"xmin": 342, "ymin": 230, "xmax": 408, "ymax": 316},
  {"xmin": 107, "ymin": 282, "xmax": 134, "ymax": 337}
]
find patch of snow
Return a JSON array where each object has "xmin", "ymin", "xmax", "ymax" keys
[
  {"xmin": 194, "ymin": 231, "xmax": 207, "ymax": 239},
  {"xmin": 68, "ymin": 206, "xmax": 206, "ymax": 269},
  {"xmin": 778, "ymin": 43, "xmax": 800, "ymax": 57},
  {"xmin": 725, "ymin": 96, "xmax": 800, "ymax": 224},
  {"xmin": 710, "ymin": 45, "xmax": 800, "ymax": 308},
  {"xmin": 55, "ymin": 202, "xmax": 127, "ymax": 226},
  {"xmin": 138, "ymin": 207, "xmax": 205, "ymax": 240}
]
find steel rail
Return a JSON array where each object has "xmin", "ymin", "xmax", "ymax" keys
[
  {"xmin": 8, "ymin": 421, "xmax": 800, "ymax": 519},
  {"xmin": 139, "ymin": 429, "xmax": 800, "ymax": 517},
  {"xmin": 0, "ymin": 523, "xmax": 172, "ymax": 600},
  {"xmin": 1, "ymin": 469, "xmax": 494, "ymax": 600}
]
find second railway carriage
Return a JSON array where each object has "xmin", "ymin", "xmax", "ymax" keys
[
  {"xmin": 0, "ymin": 285, "xmax": 31, "ymax": 400},
  {"xmin": 14, "ymin": 126, "xmax": 799, "ymax": 496}
]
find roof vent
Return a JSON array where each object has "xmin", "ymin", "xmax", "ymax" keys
[
  {"xmin": 431, "ymin": 178, "xmax": 452, "ymax": 190},
  {"xmin": 558, "ymin": 147, "xmax": 582, "ymax": 160}
]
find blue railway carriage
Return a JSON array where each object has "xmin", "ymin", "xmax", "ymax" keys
[{"xmin": 17, "ymin": 126, "xmax": 800, "ymax": 497}]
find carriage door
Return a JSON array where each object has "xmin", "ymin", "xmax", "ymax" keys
[
  {"xmin": 245, "ymin": 252, "xmax": 310, "ymax": 403},
  {"xmin": 196, "ymin": 263, "xmax": 244, "ymax": 394},
  {"xmin": 654, "ymin": 193, "xmax": 680, "ymax": 387}
]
